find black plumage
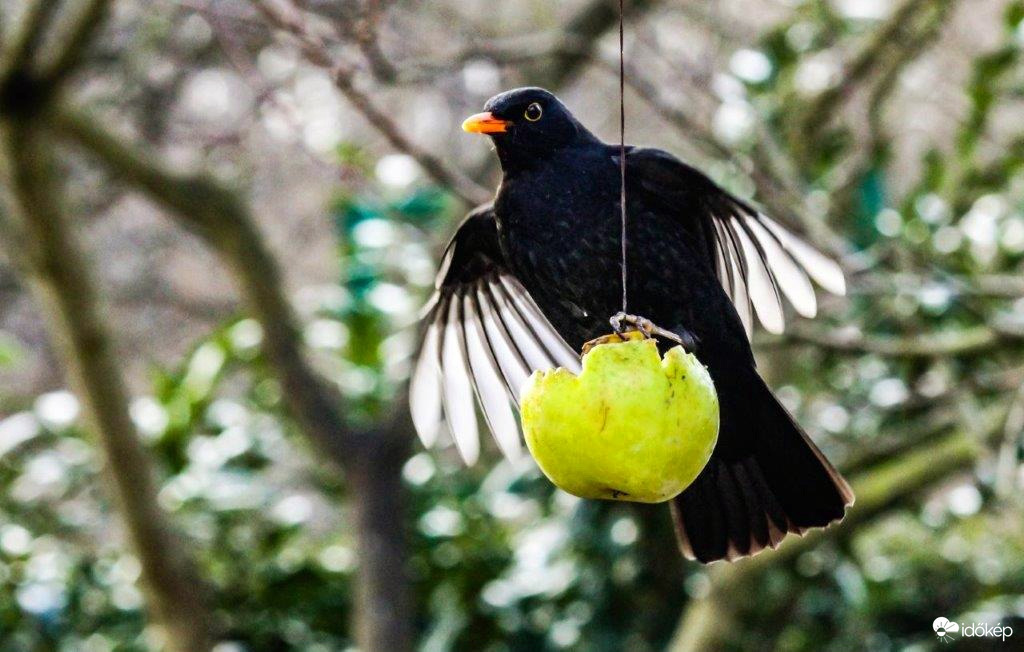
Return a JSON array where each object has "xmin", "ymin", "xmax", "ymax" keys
[{"xmin": 412, "ymin": 87, "xmax": 853, "ymax": 563}]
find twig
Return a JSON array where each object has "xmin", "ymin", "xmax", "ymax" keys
[
  {"xmin": 2, "ymin": 0, "xmax": 62, "ymax": 72},
  {"xmin": 55, "ymin": 105, "xmax": 357, "ymax": 452},
  {"xmin": 255, "ymin": 0, "xmax": 491, "ymax": 205},
  {"xmin": 852, "ymin": 271, "xmax": 1024, "ymax": 299},
  {"xmin": 758, "ymin": 322, "xmax": 1019, "ymax": 358},
  {"xmin": 199, "ymin": 0, "xmax": 316, "ymax": 155},
  {"xmin": 0, "ymin": 2, "xmax": 220, "ymax": 648},
  {"xmin": 523, "ymin": 0, "xmax": 656, "ymax": 89},
  {"xmin": 827, "ymin": 0, "xmax": 957, "ymax": 213},
  {"xmin": 795, "ymin": 0, "xmax": 945, "ymax": 139},
  {"xmin": 351, "ymin": 0, "xmax": 398, "ymax": 82},
  {"xmin": 391, "ymin": 32, "xmax": 589, "ymax": 84},
  {"xmin": 37, "ymin": 0, "xmax": 112, "ymax": 87}
]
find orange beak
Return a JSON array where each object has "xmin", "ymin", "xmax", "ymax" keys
[{"xmin": 462, "ymin": 111, "xmax": 509, "ymax": 134}]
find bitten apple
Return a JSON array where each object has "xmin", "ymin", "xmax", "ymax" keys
[{"xmin": 521, "ymin": 334, "xmax": 719, "ymax": 503}]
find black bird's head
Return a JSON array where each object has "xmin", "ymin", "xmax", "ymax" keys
[{"xmin": 462, "ymin": 87, "xmax": 597, "ymax": 171}]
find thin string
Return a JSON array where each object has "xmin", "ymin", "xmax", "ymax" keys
[{"xmin": 618, "ymin": 0, "xmax": 627, "ymax": 314}]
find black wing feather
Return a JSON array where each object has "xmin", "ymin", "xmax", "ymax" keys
[
  {"xmin": 410, "ymin": 205, "xmax": 580, "ymax": 464},
  {"xmin": 626, "ymin": 147, "xmax": 845, "ymax": 336},
  {"xmin": 624, "ymin": 148, "xmax": 853, "ymax": 563}
]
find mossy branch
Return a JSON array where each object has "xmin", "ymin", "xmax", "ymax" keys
[
  {"xmin": 667, "ymin": 404, "xmax": 1003, "ymax": 652},
  {"xmin": 759, "ymin": 322, "xmax": 1023, "ymax": 358},
  {"xmin": 0, "ymin": 1, "xmax": 217, "ymax": 648},
  {"xmin": 0, "ymin": 119, "xmax": 216, "ymax": 652},
  {"xmin": 52, "ymin": 103, "xmax": 415, "ymax": 652}
]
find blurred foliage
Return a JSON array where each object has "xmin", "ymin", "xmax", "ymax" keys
[
  {"xmin": 0, "ymin": 333, "xmax": 20, "ymax": 369},
  {"xmin": 2, "ymin": 0, "xmax": 1024, "ymax": 650},
  {"xmin": 0, "ymin": 186, "xmax": 691, "ymax": 651}
]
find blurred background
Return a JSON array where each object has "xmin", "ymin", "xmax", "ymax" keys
[{"xmin": 1, "ymin": 0, "xmax": 1023, "ymax": 650}]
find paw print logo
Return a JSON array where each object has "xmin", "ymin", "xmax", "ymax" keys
[{"xmin": 933, "ymin": 617, "xmax": 959, "ymax": 643}]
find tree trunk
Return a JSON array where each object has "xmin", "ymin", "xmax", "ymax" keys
[
  {"xmin": 0, "ymin": 119, "xmax": 216, "ymax": 652},
  {"xmin": 348, "ymin": 436, "xmax": 414, "ymax": 651},
  {"xmin": 55, "ymin": 107, "xmax": 417, "ymax": 652}
]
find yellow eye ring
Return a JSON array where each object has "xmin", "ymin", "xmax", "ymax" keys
[{"xmin": 524, "ymin": 102, "xmax": 543, "ymax": 122}]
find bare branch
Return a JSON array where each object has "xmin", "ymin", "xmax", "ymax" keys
[
  {"xmin": 255, "ymin": 0, "xmax": 491, "ymax": 206},
  {"xmin": 52, "ymin": 104, "xmax": 415, "ymax": 651},
  {"xmin": 0, "ymin": 0, "xmax": 61, "ymax": 76},
  {"xmin": 53, "ymin": 105, "xmax": 359, "ymax": 458},
  {"xmin": 350, "ymin": 0, "xmax": 398, "ymax": 82},
  {"xmin": 37, "ymin": 0, "xmax": 112, "ymax": 86},
  {"xmin": 523, "ymin": 0, "xmax": 657, "ymax": 89},
  {"xmin": 795, "ymin": 0, "xmax": 952, "ymax": 139},
  {"xmin": 852, "ymin": 271, "xmax": 1024, "ymax": 299},
  {"xmin": 376, "ymin": 32, "xmax": 586, "ymax": 84},
  {"xmin": 758, "ymin": 322, "xmax": 1020, "ymax": 358},
  {"xmin": 0, "ymin": 118, "xmax": 216, "ymax": 652},
  {"xmin": 826, "ymin": 0, "xmax": 956, "ymax": 213}
]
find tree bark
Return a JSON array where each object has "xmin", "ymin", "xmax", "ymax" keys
[
  {"xmin": 0, "ymin": 119, "xmax": 216, "ymax": 652},
  {"xmin": 348, "ymin": 434, "xmax": 414, "ymax": 652},
  {"xmin": 54, "ymin": 105, "xmax": 416, "ymax": 652}
]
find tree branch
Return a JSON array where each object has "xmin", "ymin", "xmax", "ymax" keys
[
  {"xmin": 758, "ymin": 322, "xmax": 1022, "ymax": 358},
  {"xmin": 852, "ymin": 271, "xmax": 1024, "ymax": 299},
  {"xmin": 796, "ymin": 0, "xmax": 946, "ymax": 138},
  {"xmin": 668, "ymin": 419, "xmax": 991, "ymax": 652},
  {"xmin": 0, "ymin": 2, "xmax": 222, "ymax": 647},
  {"xmin": 0, "ymin": 0, "xmax": 61, "ymax": 76},
  {"xmin": 37, "ymin": 0, "xmax": 112, "ymax": 86},
  {"xmin": 523, "ymin": 0, "xmax": 656, "ymax": 89},
  {"xmin": 52, "ymin": 103, "xmax": 415, "ymax": 652},
  {"xmin": 54, "ymin": 105, "xmax": 360, "ymax": 457},
  {"xmin": 347, "ymin": 0, "xmax": 399, "ymax": 83},
  {"xmin": 396, "ymin": 31, "xmax": 587, "ymax": 84},
  {"xmin": 255, "ymin": 0, "xmax": 490, "ymax": 206},
  {"xmin": 0, "ymin": 118, "xmax": 216, "ymax": 652}
]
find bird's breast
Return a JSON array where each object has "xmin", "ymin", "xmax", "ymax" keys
[
  {"xmin": 492, "ymin": 151, "xmax": 726, "ymax": 348},
  {"xmin": 494, "ymin": 161, "xmax": 633, "ymax": 342}
]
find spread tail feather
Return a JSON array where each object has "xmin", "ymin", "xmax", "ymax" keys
[{"xmin": 671, "ymin": 373, "xmax": 853, "ymax": 563}]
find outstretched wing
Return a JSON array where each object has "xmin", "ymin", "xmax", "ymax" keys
[
  {"xmin": 626, "ymin": 147, "xmax": 845, "ymax": 336},
  {"xmin": 410, "ymin": 205, "xmax": 581, "ymax": 464}
]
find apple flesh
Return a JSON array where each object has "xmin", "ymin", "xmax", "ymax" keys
[{"xmin": 520, "ymin": 334, "xmax": 719, "ymax": 503}]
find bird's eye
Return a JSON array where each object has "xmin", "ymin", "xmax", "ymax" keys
[{"xmin": 524, "ymin": 102, "xmax": 543, "ymax": 122}]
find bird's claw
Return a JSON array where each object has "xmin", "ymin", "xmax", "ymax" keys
[
  {"xmin": 581, "ymin": 333, "xmax": 624, "ymax": 355},
  {"xmin": 609, "ymin": 312, "xmax": 685, "ymax": 345},
  {"xmin": 581, "ymin": 314, "xmax": 698, "ymax": 355}
]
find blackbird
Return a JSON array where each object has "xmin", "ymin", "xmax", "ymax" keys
[{"xmin": 411, "ymin": 87, "xmax": 853, "ymax": 563}]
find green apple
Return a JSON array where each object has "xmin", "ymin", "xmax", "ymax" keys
[{"xmin": 520, "ymin": 334, "xmax": 719, "ymax": 503}]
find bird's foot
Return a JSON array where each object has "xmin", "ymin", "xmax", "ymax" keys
[
  {"xmin": 581, "ymin": 333, "xmax": 627, "ymax": 355},
  {"xmin": 675, "ymin": 329, "xmax": 700, "ymax": 352},
  {"xmin": 608, "ymin": 312, "xmax": 699, "ymax": 351},
  {"xmin": 610, "ymin": 312, "xmax": 682, "ymax": 342}
]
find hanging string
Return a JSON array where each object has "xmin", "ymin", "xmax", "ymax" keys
[{"xmin": 618, "ymin": 0, "xmax": 628, "ymax": 314}]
